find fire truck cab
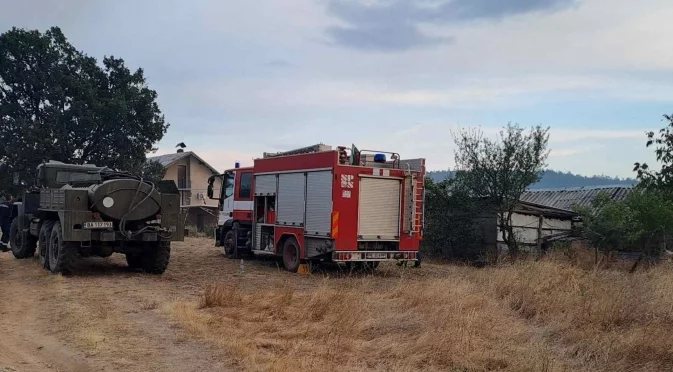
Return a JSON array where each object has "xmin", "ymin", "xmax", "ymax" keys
[{"xmin": 207, "ymin": 144, "xmax": 425, "ymax": 272}]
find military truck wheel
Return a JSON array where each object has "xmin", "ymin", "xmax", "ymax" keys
[
  {"xmin": 223, "ymin": 230, "xmax": 237, "ymax": 259},
  {"xmin": 48, "ymin": 221, "xmax": 78, "ymax": 275},
  {"xmin": 141, "ymin": 240, "xmax": 170, "ymax": 275},
  {"xmin": 282, "ymin": 237, "xmax": 301, "ymax": 273},
  {"xmin": 125, "ymin": 253, "xmax": 143, "ymax": 269},
  {"xmin": 38, "ymin": 220, "xmax": 56, "ymax": 269},
  {"xmin": 9, "ymin": 218, "xmax": 37, "ymax": 259}
]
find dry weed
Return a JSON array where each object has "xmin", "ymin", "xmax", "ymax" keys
[{"xmin": 168, "ymin": 256, "xmax": 673, "ymax": 372}]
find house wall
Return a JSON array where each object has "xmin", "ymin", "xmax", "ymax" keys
[
  {"xmin": 497, "ymin": 212, "xmax": 572, "ymax": 246},
  {"xmin": 161, "ymin": 153, "xmax": 221, "ymax": 208},
  {"xmin": 188, "ymin": 156, "xmax": 220, "ymax": 208}
]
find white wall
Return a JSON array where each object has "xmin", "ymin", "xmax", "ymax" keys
[{"xmin": 496, "ymin": 212, "xmax": 572, "ymax": 245}]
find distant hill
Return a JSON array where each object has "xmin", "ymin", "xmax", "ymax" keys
[{"xmin": 427, "ymin": 169, "xmax": 636, "ymax": 190}]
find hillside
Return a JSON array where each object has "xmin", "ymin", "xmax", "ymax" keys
[{"xmin": 428, "ymin": 169, "xmax": 636, "ymax": 189}]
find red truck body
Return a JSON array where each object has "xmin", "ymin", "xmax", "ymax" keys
[{"xmin": 209, "ymin": 144, "xmax": 425, "ymax": 271}]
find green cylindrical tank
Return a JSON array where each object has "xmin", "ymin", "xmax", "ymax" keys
[{"xmin": 87, "ymin": 179, "xmax": 161, "ymax": 221}]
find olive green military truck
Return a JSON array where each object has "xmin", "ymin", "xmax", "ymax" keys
[{"xmin": 8, "ymin": 161, "xmax": 184, "ymax": 275}]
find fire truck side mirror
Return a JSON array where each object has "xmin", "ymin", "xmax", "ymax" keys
[{"xmin": 207, "ymin": 175, "xmax": 218, "ymax": 200}]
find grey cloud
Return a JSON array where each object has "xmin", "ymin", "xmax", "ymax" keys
[
  {"xmin": 262, "ymin": 59, "xmax": 293, "ymax": 68},
  {"xmin": 327, "ymin": 22, "xmax": 450, "ymax": 51},
  {"xmin": 325, "ymin": 0, "xmax": 579, "ymax": 51}
]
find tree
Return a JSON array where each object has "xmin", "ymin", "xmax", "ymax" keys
[
  {"xmin": 0, "ymin": 26, "xmax": 168, "ymax": 191},
  {"xmin": 452, "ymin": 123, "xmax": 550, "ymax": 255},
  {"xmin": 129, "ymin": 159, "xmax": 167, "ymax": 185},
  {"xmin": 633, "ymin": 114, "xmax": 673, "ymax": 192},
  {"xmin": 575, "ymin": 188, "xmax": 673, "ymax": 271},
  {"xmin": 422, "ymin": 177, "xmax": 487, "ymax": 261}
]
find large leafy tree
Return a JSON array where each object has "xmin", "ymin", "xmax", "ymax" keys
[
  {"xmin": 0, "ymin": 26, "xmax": 168, "ymax": 190},
  {"xmin": 634, "ymin": 114, "xmax": 673, "ymax": 193},
  {"xmin": 452, "ymin": 123, "xmax": 550, "ymax": 255}
]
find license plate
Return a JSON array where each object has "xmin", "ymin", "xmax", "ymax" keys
[
  {"xmin": 366, "ymin": 252, "xmax": 388, "ymax": 259},
  {"xmin": 83, "ymin": 221, "xmax": 113, "ymax": 229}
]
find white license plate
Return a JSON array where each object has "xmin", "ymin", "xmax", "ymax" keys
[
  {"xmin": 83, "ymin": 221, "xmax": 113, "ymax": 229},
  {"xmin": 366, "ymin": 252, "xmax": 388, "ymax": 259}
]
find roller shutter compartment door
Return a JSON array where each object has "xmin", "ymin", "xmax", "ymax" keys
[
  {"xmin": 305, "ymin": 171, "xmax": 333, "ymax": 236},
  {"xmin": 358, "ymin": 177, "xmax": 401, "ymax": 240}
]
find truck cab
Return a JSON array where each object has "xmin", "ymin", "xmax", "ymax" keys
[{"xmin": 207, "ymin": 164, "xmax": 254, "ymax": 248}]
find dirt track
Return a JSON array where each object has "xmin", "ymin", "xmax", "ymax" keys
[{"xmin": 0, "ymin": 238, "xmax": 246, "ymax": 372}]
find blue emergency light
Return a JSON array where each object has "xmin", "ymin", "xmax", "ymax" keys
[
  {"xmin": 235, "ymin": 162, "xmax": 240, "ymax": 169},
  {"xmin": 373, "ymin": 153, "xmax": 386, "ymax": 163}
]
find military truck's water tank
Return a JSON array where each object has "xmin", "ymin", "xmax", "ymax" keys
[{"xmin": 88, "ymin": 179, "xmax": 161, "ymax": 221}]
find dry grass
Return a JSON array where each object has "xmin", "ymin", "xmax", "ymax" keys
[{"xmin": 169, "ymin": 252, "xmax": 673, "ymax": 372}]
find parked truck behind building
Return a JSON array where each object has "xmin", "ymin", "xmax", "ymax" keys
[{"xmin": 207, "ymin": 144, "xmax": 425, "ymax": 272}]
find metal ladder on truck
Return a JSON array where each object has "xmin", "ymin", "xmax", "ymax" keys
[{"xmin": 403, "ymin": 166, "xmax": 425, "ymax": 235}]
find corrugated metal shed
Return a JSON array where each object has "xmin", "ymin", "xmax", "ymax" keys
[{"xmin": 521, "ymin": 185, "xmax": 633, "ymax": 212}]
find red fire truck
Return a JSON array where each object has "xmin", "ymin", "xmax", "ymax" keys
[{"xmin": 206, "ymin": 144, "xmax": 425, "ymax": 272}]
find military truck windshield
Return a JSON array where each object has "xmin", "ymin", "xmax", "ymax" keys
[{"xmin": 56, "ymin": 171, "xmax": 102, "ymax": 185}]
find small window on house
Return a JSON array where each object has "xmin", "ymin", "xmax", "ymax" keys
[
  {"xmin": 177, "ymin": 165, "xmax": 187, "ymax": 189},
  {"xmin": 239, "ymin": 172, "xmax": 252, "ymax": 199}
]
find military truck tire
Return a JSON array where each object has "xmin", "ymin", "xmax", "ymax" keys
[
  {"xmin": 282, "ymin": 237, "xmax": 301, "ymax": 273},
  {"xmin": 38, "ymin": 220, "xmax": 56, "ymax": 269},
  {"xmin": 141, "ymin": 240, "xmax": 170, "ymax": 274},
  {"xmin": 9, "ymin": 218, "xmax": 37, "ymax": 259},
  {"xmin": 48, "ymin": 221, "xmax": 78, "ymax": 275},
  {"xmin": 125, "ymin": 253, "xmax": 143, "ymax": 269}
]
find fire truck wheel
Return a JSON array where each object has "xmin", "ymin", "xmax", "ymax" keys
[
  {"xmin": 223, "ymin": 230, "xmax": 237, "ymax": 258},
  {"xmin": 282, "ymin": 238, "xmax": 300, "ymax": 272}
]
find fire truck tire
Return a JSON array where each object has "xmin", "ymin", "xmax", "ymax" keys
[
  {"xmin": 223, "ymin": 230, "xmax": 238, "ymax": 258},
  {"xmin": 282, "ymin": 237, "xmax": 300, "ymax": 272},
  {"xmin": 9, "ymin": 218, "xmax": 37, "ymax": 259}
]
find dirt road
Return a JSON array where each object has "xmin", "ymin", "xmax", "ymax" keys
[{"xmin": 0, "ymin": 238, "xmax": 238, "ymax": 372}]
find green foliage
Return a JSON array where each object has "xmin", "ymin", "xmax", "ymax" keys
[
  {"xmin": 128, "ymin": 159, "xmax": 167, "ymax": 185},
  {"xmin": 575, "ymin": 189, "xmax": 673, "ymax": 255},
  {"xmin": 634, "ymin": 114, "xmax": 673, "ymax": 194},
  {"xmin": 452, "ymin": 123, "xmax": 550, "ymax": 254},
  {"xmin": 0, "ymin": 26, "xmax": 168, "ymax": 191},
  {"xmin": 422, "ymin": 177, "xmax": 490, "ymax": 261}
]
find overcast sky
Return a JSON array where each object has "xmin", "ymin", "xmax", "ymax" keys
[{"xmin": 2, "ymin": 0, "xmax": 671, "ymax": 177}]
